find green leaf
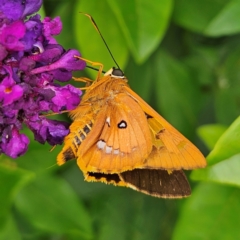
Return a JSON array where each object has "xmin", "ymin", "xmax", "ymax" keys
[
  {"xmin": 207, "ymin": 116, "xmax": 240, "ymax": 165},
  {"xmin": 107, "ymin": 0, "xmax": 173, "ymax": 63},
  {"xmin": 154, "ymin": 50, "xmax": 201, "ymax": 137},
  {"xmin": 204, "ymin": 1, "xmax": 240, "ymax": 36},
  {"xmin": 0, "ymin": 215, "xmax": 21, "ymax": 240},
  {"xmin": 73, "ymin": 0, "xmax": 128, "ymax": 78},
  {"xmin": 54, "ymin": 1, "xmax": 79, "ymax": 51},
  {"xmin": 0, "ymin": 158, "xmax": 34, "ymax": 229},
  {"xmin": 214, "ymin": 44, "xmax": 240, "ymax": 125},
  {"xmin": 173, "ymin": 0, "xmax": 234, "ymax": 36},
  {"xmin": 125, "ymin": 57, "xmax": 153, "ymax": 102},
  {"xmin": 38, "ymin": 2, "xmax": 46, "ymax": 17},
  {"xmin": 182, "ymin": 46, "xmax": 219, "ymax": 86},
  {"xmin": 214, "ymin": 88, "xmax": 240, "ymax": 125},
  {"xmin": 173, "ymin": 183, "xmax": 240, "ymax": 240},
  {"xmin": 197, "ymin": 124, "xmax": 227, "ymax": 150},
  {"xmin": 15, "ymin": 174, "xmax": 93, "ymax": 239},
  {"xmin": 191, "ymin": 154, "xmax": 240, "ymax": 187},
  {"xmin": 90, "ymin": 187, "xmax": 180, "ymax": 240}
]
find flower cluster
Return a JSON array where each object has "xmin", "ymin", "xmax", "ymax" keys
[{"xmin": 0, "ymin": 0, "xmax": 86, "ymax": 158}]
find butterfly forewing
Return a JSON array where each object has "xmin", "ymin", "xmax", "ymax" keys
[
  {"xmin": 124, "ymin": 86, "xmax": 207, "ymax": 170},
  {"xmin": 77, "ymin": 93, "xmax": 152, "ymax": 173}
]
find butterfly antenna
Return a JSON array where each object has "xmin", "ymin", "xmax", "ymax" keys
[
  {"xmin": 86, "ymin": 65, "xmax": 106, "ymax": 74},
  {"xmin": 82, "ymin": 13, "xmax": 121, "ymax": 70}
]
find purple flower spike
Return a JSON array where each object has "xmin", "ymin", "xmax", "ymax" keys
[{"xmin": 0, "ymin": 0, "xmax": 86, "ymax": 158}]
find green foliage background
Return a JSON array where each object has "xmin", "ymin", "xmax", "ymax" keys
[{"xmin": 1, "ymin": 0, "xmax": 240, "ymax": 239}]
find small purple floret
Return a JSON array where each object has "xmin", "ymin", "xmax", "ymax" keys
[
  {"xmin": 1, "ymin": 127, "xmax": 30, "ymax": 158},
  {"xmin": 0, "ymin": 0, "xmax": 42, "ymax": 21},
  {"xmin": 27, "ymin": 117, "xmax": 70, "ymax": 146}
]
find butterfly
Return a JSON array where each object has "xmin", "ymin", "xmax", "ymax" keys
[{"xmin": 57, "ymin": 58, "xmax": 207, "ymax": 198}]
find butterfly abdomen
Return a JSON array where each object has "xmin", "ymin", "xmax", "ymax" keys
[{"xmin": 57, "ymin": 121, "xmax": 93, "ymax": 165}]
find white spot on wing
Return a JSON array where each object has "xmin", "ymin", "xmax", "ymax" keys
[
  {"xmin": 113, "ymin": 149, "xmax": 119, "ymax": 155},
  {"xmin": 106, "ymin": 117, "xmax": 110, "ymax": 126},
  {"xmin": 97, "ymin": 140, "xmax": 106, "ymax": 149},
  {"xmin": 118, "ymin": 120, "xmax": 127, "ymax": 128},
  {"xmin": 105, "ymin": 145, "xmax": 112, "ymax": 154}
]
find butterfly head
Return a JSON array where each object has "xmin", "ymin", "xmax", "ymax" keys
[{"xmin": 104, "ymin": 67, "xmax": 125, "ymax": 79}]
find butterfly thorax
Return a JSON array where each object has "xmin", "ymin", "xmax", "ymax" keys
[
  {"xmin": 83, "ymin": 75, "xmax": 128, "ymax": 103},
  {"xmin": 70, "ymin": 75, "xmax": 129, "ymax": 121}
]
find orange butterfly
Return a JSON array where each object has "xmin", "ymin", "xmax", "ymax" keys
[{"xmin": 57, "ymin": 57, "xmax": 206, "ymax": 198}]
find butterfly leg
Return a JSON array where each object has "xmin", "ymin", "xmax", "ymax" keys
[
  {"xmin": 74, "ymin": 55, "xmax": 104, "ymax": 81},
  {"xmin": 40, "ymin": 109, "xmax": 70, "ymax": 117},
  {"xmin": 72, "ymin": 76, "xmax": 94, "ymax": 88}
]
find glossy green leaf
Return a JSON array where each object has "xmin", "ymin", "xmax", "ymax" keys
[
  {"xmin": 73, "ymin": 0, "xmax": 128, "ymax": 78},
  {"xmin": 15, "ymin": 174, "xmax": 93, "ymax": 239},
  {"xmin": 207, "ymin": 116, "xmax": 240, "ymax": 165},
  {"xmin": 197, "ymin": 124, "xmax": 227, "ymax": 150},
  {"xmin": 107, "ymin": 0, "xmax": 173, "ymax": 63},
  {"xmin": 0, "ymin": 158, "xmax": 34, "ymax": 229},
  {"xmin": 154, "ymin": 50, "xmax": 201, "ymax": 137},
  {"xmin": 173, "ymin": 0, "xmax": 237, "ymax": 36},
  {"xmin": 191, "ymin": 154, "xmax": 240, "ymax": 187},
  {"xmin": 173, "ymin": 183, "xmax": 240, "ymax": 240}
]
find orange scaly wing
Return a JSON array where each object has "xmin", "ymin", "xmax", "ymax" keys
[
  {"xmin": 77, "ymin": 93, "xmax": 152, "ymax": 173},
  {"xmin": 124, "ymin": 86, "xmax": 207, "ymax": 170}
]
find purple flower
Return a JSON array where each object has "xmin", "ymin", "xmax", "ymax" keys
[
  {"xmin": 0, "ymin": 0, "xmax": 42, "ymax": 21},
  {"xmin": 1, "ymin": 126, "xmax": 30, "ymax": 158},
  {"xmin": 0, "ymin": 20, "xmax": 26, "ymax": 51},
  {"xmin": 0, "ymin": 0, "xmax": 86, "ymax": 158},
  {"xmin": 27, "ymin": 117, "xmax": 70, "ymax": 145},
  {"xmin": 0, "ymin": 66, "xmax": 23, "ymax": 106}
]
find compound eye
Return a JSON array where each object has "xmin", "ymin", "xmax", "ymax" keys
[{"xmin": 112, "ymin": 67, "xmax": 124, "ymax": 78}]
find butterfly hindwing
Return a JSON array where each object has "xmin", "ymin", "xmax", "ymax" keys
[
  {"xmin": 120, "ymin": 169, "xmax": 191, "ymax": 198},
  {"xmin": 83, "ymin": 168, "xmax": 191, "ymax": 198}
]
